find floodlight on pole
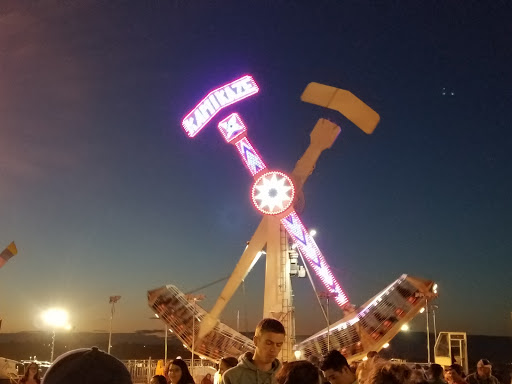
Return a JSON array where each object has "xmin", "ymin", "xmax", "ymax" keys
[
  {"xmin": 108, "ymin": 295, "xmax": 121, "ymax": 354},
  {"xmin": 41, "ymin": 308, "xmax": 71, "ymax": 362}
]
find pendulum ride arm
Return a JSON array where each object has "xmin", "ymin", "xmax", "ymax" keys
[
  {"xmin": 197, "ymin": 116, "xmax": 346, "ymax": 340},
  {"xmin": 215, "ymin": 113, "xmax": 351, "ymax": 309},
  {"xmin": 184, "ymin": 78, "xmax": 380, "ymax": 341},
  {"xmin": 301, "ymin": 82, "xmax": 380, "ymax": 135},
  {"xmin": 198, "ymin": 218, "xmax": 268, "ymax": 340},
  {"xmin": 292, "ymin": 118, "xmax": 341, "ymax": 192},
  {"xmin": 199, "ymin": 114, "xmax": 353, "ymax": 335}
]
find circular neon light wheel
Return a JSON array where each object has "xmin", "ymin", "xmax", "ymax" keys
[{"xmin": 251, "ymin": 171, "xmax": 295, "ymax": 215}]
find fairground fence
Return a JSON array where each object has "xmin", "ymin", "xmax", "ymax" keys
[{"xmin": 123, "ymin": 358, "xmax": 217, "ymax": 384}]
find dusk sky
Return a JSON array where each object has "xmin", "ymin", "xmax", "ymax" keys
[{"xmin": 1, "ymin": 1, "xmax": 511, "ymax": 338}]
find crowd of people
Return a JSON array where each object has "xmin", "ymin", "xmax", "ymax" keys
[{"xmin": 19, "ymin": 318, "xmax": 510, "ymax": 384}]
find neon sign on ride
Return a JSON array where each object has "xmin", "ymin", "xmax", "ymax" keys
[{"xmin": 182, "ymin": 75, "xmax": 259, "ymax": 138}]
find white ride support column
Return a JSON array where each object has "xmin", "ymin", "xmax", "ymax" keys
[{"xmin": 263, "ymin": 215, "xmax": 294, "ymax": 362}]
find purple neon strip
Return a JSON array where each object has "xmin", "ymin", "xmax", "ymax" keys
[
  {"xmin": 234, "ymin": 137, "xmax": 267, "ymax": 176},
  {"xmin": 281, "ymin": 211, "xmax": 349, "ymax": 307}
]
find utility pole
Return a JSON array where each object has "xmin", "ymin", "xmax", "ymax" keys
[
  {"xmin": 108, "ymin": 296, "xmax": 121, "ymax": 354},
  {"xmin": 426, "ymin": 298, "xmax": 431, "ymax": 364},
  {"xmin": 318, "ymin": 291, "xmax": 338, "ymax": 351},
  {"xmin": 185, "ymin": 294, "xmax": 205, "ymax": 378},
  {"xmin": 151, "ymin": 314, "xmax": 168, "ymax": 364}
]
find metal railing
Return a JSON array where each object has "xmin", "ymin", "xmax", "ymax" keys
[{"xmin": 123, "ymin": 358, "xmax": 218, "ymax": 384}]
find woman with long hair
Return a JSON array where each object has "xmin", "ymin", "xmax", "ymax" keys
[
  {"xmin": 19, "ymin": 362, "xmax": 41, "ymax": 384},
  {"xmin": 165, "ymin": 359, "xmax": 195, "ymax": 384}
]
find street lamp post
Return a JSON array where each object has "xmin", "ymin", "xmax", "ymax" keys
[
  {"xmin": 432, "ymin": 304, "xmax": 439, "ymax": 343},
  {"xmin": 185, "ymin": 294, "xmax": 204, "ymax": 378},
  {"xmin": 318, "ymin": 291, "xmax": 337, "ymax": 351},
  {"xmin": 108, "ymin": 296, "xmax": 121, "ymax": 354},
  {"xmin": 152, "ymin": 314, "xmax": 168, "ymax": 365},
  {"xmin": 425, "ymin": 298, "xmax": 431, "ymax": 364},
  {"xmin": 50, "ymin": 329, "xmax": 56, "ymax": 362},
  {"xmin": 165, "ymin": 326, "xmax": 168, "ymax": 364},
  {"xmin": 416, "ymin": 283, "xmax": 438, "ymax": 364}
]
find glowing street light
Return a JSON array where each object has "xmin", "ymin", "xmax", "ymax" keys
[
  {"xmin": 382, "ymin": 342, "xmax": 390, "ymax": 349},
  {"xmin": 400, "ymin": 324, "xmax": 410, "ymax": 332},
  {"xmin": 42, "ymin": 309, "xmax": 69, "ymax": 328},
  {"xmin": 41, "ymin": 308, "xmax": 71, "ymax": 362},
  {"xmin": 419, "ymin": 307, "xmax": 425, "ymax": 314}
]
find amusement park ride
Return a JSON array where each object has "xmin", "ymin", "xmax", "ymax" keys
[{"xmin": 148, "ymin": 75, "xmax": 437, "ymax": 363}]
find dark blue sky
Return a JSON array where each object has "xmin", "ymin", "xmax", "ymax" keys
[{"xmin": 0, "ymin": 1, "xmax": 511, "ymax": 337}]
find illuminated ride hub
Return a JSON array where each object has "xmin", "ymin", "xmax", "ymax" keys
[{"xmin": 147, "ymin": 75, "xmax": 437, "ymax": 362}]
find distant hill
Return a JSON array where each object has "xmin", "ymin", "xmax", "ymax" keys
[
  {"xmin": 0, "ymin": 331, "xmax": 189, "ymax": 361},
  {"xmin": 374, "ymin": 332, "xmax": 512, "ymax": 366}
]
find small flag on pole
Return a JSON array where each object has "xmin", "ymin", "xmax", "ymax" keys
[{"xmin": 0, "ymin": 242, "xmax": 18, "ymax": 268}]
